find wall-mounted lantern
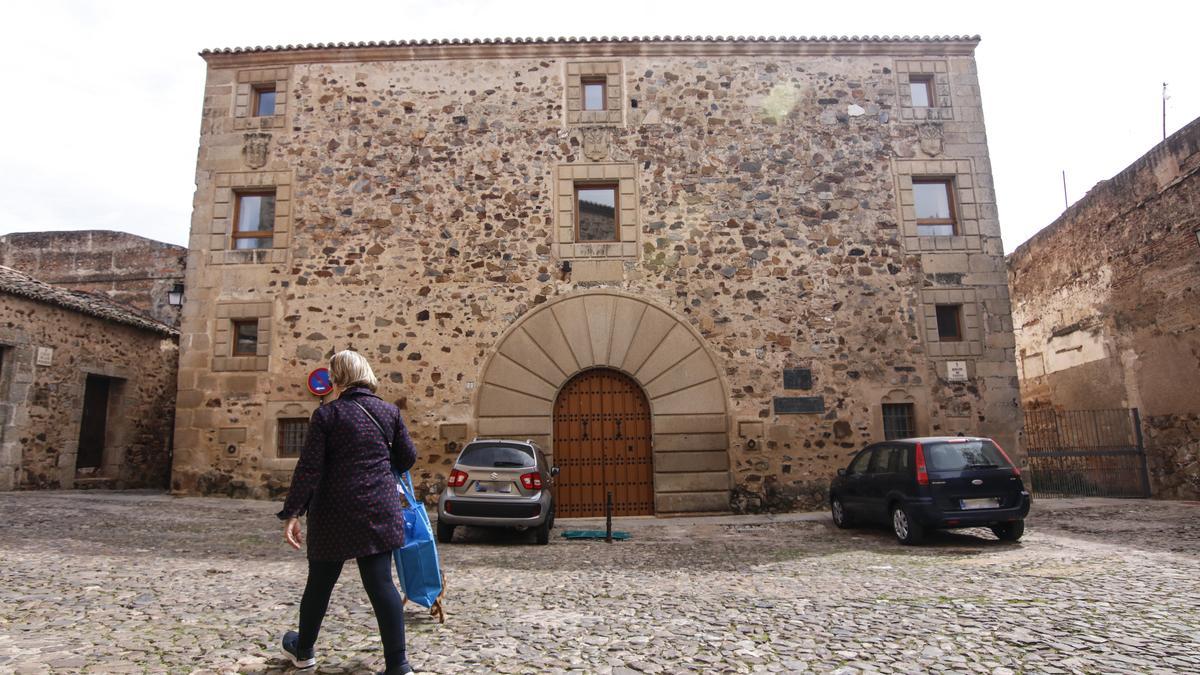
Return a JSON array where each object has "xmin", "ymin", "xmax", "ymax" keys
[{"xmin": 167, "ymin": 283, "xmax": 185, "ymax": 307}]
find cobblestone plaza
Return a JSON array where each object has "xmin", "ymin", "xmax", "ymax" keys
[{"xmin": 1, "ymin": 492, "xmax": 1198, "ymax": 674}]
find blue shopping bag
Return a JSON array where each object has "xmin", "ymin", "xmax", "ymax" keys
[{"xmin": 393, "ymin": 470, "xmax": 443, "ymax": 608}]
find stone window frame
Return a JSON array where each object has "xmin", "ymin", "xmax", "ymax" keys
[
  {"xmin": 234, "ymin": 67, "xmax": 288, "ymax": 130},
  {"xmin": 896, "ymin": 59, "xmax": 952, "ymax": 121},
  {"xmin": 920, "ymin": 288, "xmax": 983, "ymax": 358},
  {"xmin": 263, "ymin": 401, "xmax": 319, "ymax": 469},
  {"xmin": 209, "ymin": 172, "xmax": 292, "ymax": 265},
  {"xmin": 878, "ymin": 390, "xmax": 925, "ymax": 439},
  {"xmin": 565, "ymin": 61, "xmax": 623, "ymax": 125},
  {"xmin": 555, "ymin": 163, "xmax": 639, "ymax": 260},
  {"xmin": 214, "ymin": 301, "xmax": 271, "ymax": 372},
  {"xmin": 894, "ymin": 159, "xmax": 981, "ymax": 252}
]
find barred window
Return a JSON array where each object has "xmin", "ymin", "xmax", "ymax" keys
[
  {"xmin": 882, "ymin": 403, "xmax": 915, "ymax": 440},
  {"xmin": 278, "ymin": 417, "xmax": 309, "ymax": 458}
]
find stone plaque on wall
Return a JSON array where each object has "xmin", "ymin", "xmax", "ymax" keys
[
  {"xmin": 946, "ymin": 361, "xmax": 969, "ymax": 382},
  {"xmin": 36, "ymin": 347, "xmax": 53, "ymax": 366},
  {"xmin": 783, "ymin": 368, "xmax": 812, "ymax": 390},
  {"xmin": 773, "ymin": 396, "xmax": 825, "ymax": 415}
]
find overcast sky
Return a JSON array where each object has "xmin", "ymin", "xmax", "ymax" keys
[{"xmin": 0, "ymin": 0, "xmax": 1195, "ymax": 252}]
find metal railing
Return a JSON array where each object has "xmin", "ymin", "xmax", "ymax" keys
[{"xmin": 1023, "ymin": 408, "xmax": 1150, "ymax": 498}]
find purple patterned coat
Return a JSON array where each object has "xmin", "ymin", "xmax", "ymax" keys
[{"xmin": 277, "ymin": 387, "xmax": 418, "ymax": 561}]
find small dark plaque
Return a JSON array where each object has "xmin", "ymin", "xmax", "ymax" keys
[
  {"xmin": 774, "ymin": 396, "xmax": 825, "ymax": 415},
  {"xmin": 783, "ymin": 368, "xmax": 812, "ymax": 390}
]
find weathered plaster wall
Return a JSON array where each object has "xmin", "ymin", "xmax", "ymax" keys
[
  {"xmin": 175, "ymin": 40, "xmax": 1019, "ymax": 511},
  {"xmin": 1009, "ymin": 116, "xmax": 1200, "ymax": 499},
  {"xmin": 0, "ymin": 294, "xmax": 179, "ymax": 490},
  {"xmin": 0, "ymin": 231, "xmax": 187, "ymax": 327}
]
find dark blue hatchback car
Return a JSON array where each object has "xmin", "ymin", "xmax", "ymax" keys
[{"xmin": 829, "ymin": 436, "xmax": 1031, "ymax": 545}]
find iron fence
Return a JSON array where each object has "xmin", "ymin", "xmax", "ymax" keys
[{"xmin": 1023, "ymin": 408, "xmax": 1150, "ymax": 498}]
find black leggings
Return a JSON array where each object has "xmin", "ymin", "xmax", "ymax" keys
[{"xmin": 298, "ymin": 550, "xmax": 406, "ymax": 670}]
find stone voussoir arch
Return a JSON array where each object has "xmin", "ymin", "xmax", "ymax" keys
[{"xmin": 473, "ymin": 290, "xmax": 731, "ymax": 514}]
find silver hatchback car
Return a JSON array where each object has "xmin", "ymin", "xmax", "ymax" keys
[{"xmin": 436, "ymin": 439, "xmax": 558, "ymax": 545}]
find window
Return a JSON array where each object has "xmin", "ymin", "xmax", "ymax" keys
[
  {"xmin": 457, "ymin": 443, "xmax": 536, "ymax": 468},
  {"xmin": 869, "ymin": 445, "xmax": 900, "ymax": 474},
  {"xmin": 582, "ymin": 77, "xmax": 606, "ymax": 111},
  {"xmin": 232, "ymin": 320, "xmax": 259, "ymax": 356},
  {"xmin": 882, "ymin": 404, "xmax": 915, "ymax": 440},
  {"xmin": 277, "ymin": 418, "xmax": 308, "ymax": 458},
  {"xmin": 848, "ymin": 448, "xmax": 873, "ymax": 475},
  {"xmin": 913, "ymin": 179, "xmax": 957, "ymax": 236},
  {"xmin": 575, "ymin": 184, "xmax": 619, "ymax": 242},
  {"xmin": 909, "ymin": 74, "xmax": 934, "ymax": 108},
  {"xmin": 252, "ymin": 85, "xmax": 277, "ymax": 117},
  {"xmin": 233, "ymin": 191, "xmax": 275, "ymax": 249},
  {"xmin": 924, "ymin": 440, "xmax": 1012, "ymax": 471},
  {"xmin": 935, "ymin": 305, "xmax": 963, "ymax": 341}
]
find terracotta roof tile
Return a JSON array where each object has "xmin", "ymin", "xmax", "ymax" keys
[{"xmin": 0, "ymin": 265, "xmax": 178, "ymax": 337}]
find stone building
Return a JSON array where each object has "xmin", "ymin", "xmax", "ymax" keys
[
  {"xmin": 174, "ymin": 35, "xmax": 1020, "ymax": 513},
  {"xmin": 0, "ymin": 265, "xmax": 179, "ymax": 490},
  {"xmin": 0, "ymin": 230, "xmax": 187, "ymax": 327},
  {"xmin": 1008, "ymin": 116, "xmax": 1200, "ymax": 500}
]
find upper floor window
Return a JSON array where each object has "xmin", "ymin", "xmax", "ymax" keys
[
  {"xmin": 908, "ymin": 74, "xmax": 934, "ymax": 108},
  {"xmin": 575, "ymin": 184, "xmax": 618, "ymax": 242},
  {"xmin": 582, "ymin": 77, "xmax": 607, "ymax": 111},
  {"xmin": 252, "ymin": 85, "xmax": 277, "ymax": 117},
  {"xmin": 233, "ymin": 191, "xmax": 275, "ymax": 249},
  {"xmin": 232, "ymin": 319, "xmax": 259, "ymax": 356},
  {"xmin": 935, "ymin": 304, "xmax": 963, "ymax": 342},
  {"xmin": 913, "ymin": 178, "xmax": 957, "ymax": 236}
]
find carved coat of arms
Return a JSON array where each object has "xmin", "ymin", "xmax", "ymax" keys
[
  {"xmin": 582, "ymin": 127, "xmax": 611, "ymax": 161},
  {"xmin": 917, "ymin": 122, "xmax": 944, "ymax": 157},
  {"xmin": 243, "ymin": 132, "xmax": 272, "ymax": 169}
]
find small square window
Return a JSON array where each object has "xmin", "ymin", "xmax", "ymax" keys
[
  {"xmin": 253, "ymin": 85, "xmax": 277, "ymax": 117},
  {"xmin": 913, "ymin": 179, "xmax": 957, "ymax": 236},
  {"xmin": 277, "ymin": 417, "xmax": 309, "ymax": 458},
  {"xmin": 232, "ymin": 320, "xmax": 259, "ymax": 356},
  {"xmin": 582, "ymin": 78, "xmax": 606, "ymax": 111},
  {"xmin": 575, "ymin": 184, "xmax": 619, "ymax": 242},
  {"xmin": 935, "ymin": 305, "xmax": 963, "ymax": 342},
  {"xmin": 233, "ymin": 191, "xmax": 275, "ymax": 249},
  {"xmin": 909, "ymin": 75, "xmax": 933, "ymax": 108},
  {"xmin": 882, "ymin": 404, "xmax": 915, "ymax": 440}
]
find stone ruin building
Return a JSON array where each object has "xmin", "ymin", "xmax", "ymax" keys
[
  {"xmin": 173, "ymin": 35, "xmax": 1020, "ymax": 513},
  {"xmin": 0, "ymin": 265, "xmax": 178, "ymax": 490},
  {"xmin": 1009, "ymin": 115, "xmax": 1200, "ymax": 500}
]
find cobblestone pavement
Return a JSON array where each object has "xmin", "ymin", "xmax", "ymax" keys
[{"xmin": 1, "ymin": 492, "xmax": 1199, "ymax": 674}]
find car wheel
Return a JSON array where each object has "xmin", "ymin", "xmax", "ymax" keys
[
  {"xmin": 991, "ymin": 520, "xmax": 1025, "ymax": 542},
  {"xmin": 891, "ymin": 503, "xmax": 925, "ymax": 545},
  {"xmin": 436, "ymin": 520, "xmax": 455, "ymax": 544},
  {"xmin": 830, "ymin": 496, "xmax": 853, "ymax": 529},
  {"xmin": 534, "ymin": 519, "xmax": 551, "ymax": 545}
]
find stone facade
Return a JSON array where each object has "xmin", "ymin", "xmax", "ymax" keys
[
  {"xmin": 175, "ymin": 36, "xmax": 1020, "ymax": 512},
  {"xmin": 1009, "ymin": 115, "xmax": 1200, "ymax": 500},
  {"xmin": 0, "ymin": 266, "xmax": 179, "ymax": 490},
  {"xmin": 0, "ymin": 231, "xmax": 187, "ymax": 327}
]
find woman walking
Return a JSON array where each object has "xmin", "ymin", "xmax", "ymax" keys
[{"xmin": 277, "ymin": 350, "xmax": 418, "ymax": 674}]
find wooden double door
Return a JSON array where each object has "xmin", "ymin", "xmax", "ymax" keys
[{"xmin": 552, "ymin": 369, "xmax": 654, "ymax": 517}]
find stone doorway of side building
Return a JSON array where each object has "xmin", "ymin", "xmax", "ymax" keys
[
  {"xmin": 74, "ymin": 374, "xmax": 124, "ymax": 486},
  {"xmin": 552, "ymin": 368, "xmax": 654, "ymax": 517}
]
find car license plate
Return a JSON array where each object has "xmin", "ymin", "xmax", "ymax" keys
[
  {"xmin": 961, "ymin": 497, "xmax": 1000, "ymax": 510},
  {"xmin": 474, "ymin": 482, "xmax": 512, "ymax": 494}
]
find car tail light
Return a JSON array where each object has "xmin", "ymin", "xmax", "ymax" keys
[
  {"xmin": 520, "ymin": 472, "xmax": 543, "ymax": 490},
  {"xmin": 914, "ymin": 442, "xmax": 929, "ymax": 485},
  {"xmin": 992, "ymin": 441, "xmax": 1021, "ymax": 477},
  {"xmin": 447, "ymin": 469, "xmax": 468, "ymax": 487}
]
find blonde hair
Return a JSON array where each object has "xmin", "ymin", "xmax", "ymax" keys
[{"xmin": 330, "ymin": 350, "xmax": 379, "ymax": 392}]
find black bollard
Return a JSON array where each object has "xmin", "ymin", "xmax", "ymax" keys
[{"xmin": 606, "ymin": 491, "xmax": 613, "ymax": 543}]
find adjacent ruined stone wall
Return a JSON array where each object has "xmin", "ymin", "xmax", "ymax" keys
[
  {"xmin": 175, "ymin": 38, "xmax": 1020, "ymax": 511},
  {"xmin": 0, "ymin": 231, "xmax": 186, "ymax": 327},
  {"xmin": 1009, "ymin": 115, "xmax": 1200, "ymax": 499},
  {"xmin": 0, "ymin": 293, "xmax": 179, "ymax": 490}
]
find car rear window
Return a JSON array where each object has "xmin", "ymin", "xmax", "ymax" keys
[
  {"xmin": 924, "ymin": 440, "xmax": 1011, "ymax": 471},
  {"xmin": 457, "ymin": 444, "xmax": 536, "ymax": 468}
]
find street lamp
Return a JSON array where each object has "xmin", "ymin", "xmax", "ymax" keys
[{"xmin": 167, "ymin": 283, "xmax": 185, "ymax": 307}]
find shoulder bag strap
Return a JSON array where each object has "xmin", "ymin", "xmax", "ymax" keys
[{"xmin": 351, "ymin": 399, "xmax": 394, "ymax": 452}]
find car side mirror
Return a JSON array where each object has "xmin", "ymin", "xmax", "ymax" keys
[
  {"xmin": 837, "ymin": 468, "xmax": 846, "ymax": 477},
  {"xmin": 551, "ymin": 466, "xmax": 560, "ymax": 477}
]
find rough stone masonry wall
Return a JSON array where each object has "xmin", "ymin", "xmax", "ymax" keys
[
  {"xmin": 0, "ymin": 231, "xmax": 187, "ymax": 327},
  {"xmin": 0, "ymin": 294, "xmax": 179, "ymax": 490},
  {"xmin": 175, "ymin": 43, "xmax": 1019, "ymax": 511},
  {"xmin": 1009, "ymin": 116, "xmax": 1200, "ymax": 499}
]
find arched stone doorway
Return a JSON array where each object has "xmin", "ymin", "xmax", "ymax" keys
[
  {"xmin": 473, "ymin": 290, "xmax": 731, "ymax": 514},
  {"xmin": 553, "ymin": 369, "xmax": 654, "ymax": 517}
]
